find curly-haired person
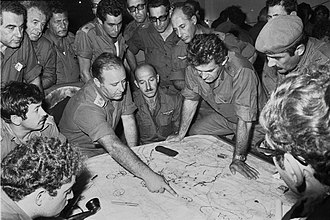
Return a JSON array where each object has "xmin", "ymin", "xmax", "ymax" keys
[
  {"xmin": 167, "ymin": 33, "xmax": 266, "ymax": 180},
  {"xmin": 259, "ymin": 64, "xmax": 330, "ymax": 220},
  {"xmin": 1, "ymin": 81, "xmax": 66, "ymax": 160},
  {"xmin": 1, "ymin": 136, "xmax": 83, "ymax": 219}
]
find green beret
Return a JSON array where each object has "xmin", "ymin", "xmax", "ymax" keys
[{"xmin": 255, "ymin": 15, "xmax": 303, "ymax": 54}]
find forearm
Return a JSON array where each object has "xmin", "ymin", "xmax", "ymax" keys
[
  {"xmin": 98, "ymin": 134, "xmax": 154, "ymax": 179},
  {"xmin": 77, "ymin": 56, "xmax": 92, "ymax": 83},
  {"xmin": 122, "ymin": 114, "xmax": 138, "ymax": 147},
  {"xmin": 177, "ymin": 99, "xmax": 199, "ymax": 138},
  {"xmin": 30, "ymin": 76, "xmax": 44, "ymax": 94},
  {"xmin": 233, "ymin": 118, "xmax": 252, "ymax": 157},
  {"xmin": 42, "ymin": 71, "xmax": 56, "ymax": 89},
  {"xmin": 125, "ymin": 49, "xmax": 137, "ymax": 73}
]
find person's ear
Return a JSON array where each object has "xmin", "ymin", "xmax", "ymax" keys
[
  {"xmin": 191, "ymin": 15, "xmax": 197, "ymax": 25},
  {"xmin": 35, "ymin": 189, "xmax": 47, "ymax": 206},
  {"xmin": 221, "ymin": 56, "xmax": 229, "ymax": 66},
  {"xmin": 289, "ymin": 11, "xmax": 297, "ymax": 16},
  {"xmin": 10, "ymin": 115, "xmax": 22, "ymax": 126},
  {"xmin": 295, "ymin": 44, "xmax": 305, "ymax": 56},
  {"xmin": 134, "ymin": 80, "xmax": 139, "ymax": 89},
  {"xmin": 94, "ymin": 78, "xmax": 101, "ymax": 88},
  {"xmin": 283, "ymin": 153, "xmax": 305, "ymax": 188},
  {"xmin": 156, "ymin": 74, "xmax": 160, "ymax": 83}
]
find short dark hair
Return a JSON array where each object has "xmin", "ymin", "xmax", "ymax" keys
[
  {"xmin": 312, "ymin": 20, "xmax": 330, "ymax": 41},
  {"xmin": 97, "ymin": 0, "xmax": 124, "ymax": 22},
  {"xmin": 266, "ymin": 0, "xmax": 297, "ymax": 15},
  {"xmin": 92, "ymin": 52, "xmax": 125, "ymax": 83},
  {"xmin": 20, "ymin": 1, "xmax": 50, "ymax": 21},
  {"xmin": 187, "ymin": 33, "xmax": 228, "ymax": 66},
  {"xmin": 1, "ymin": 136, "xmax": 83, "ymax": 201},
  {"xmin": 172, "ymin": 2, "xmax": 196, "ymax": 20},
  {"xmin": 1, "ymin": 82, "xmax": 43, "ymax": 123},
  {"xmin": 48, "ymin": 1, "xmax": 68, "ymax": 18},
  {"xmin": 0, "ymin": 1, "xmax": 27, "ymax": 25},
  {"xmin": 147, "ymin": 0, "xmax": 170, "ymax": 12},
  {"xmin": 260, "ymin": 63, "xmax": 330, "ymax": 186}
]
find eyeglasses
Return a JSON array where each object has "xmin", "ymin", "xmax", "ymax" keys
[
  {"xmin": 149, "ymin": 13, "xmax": 169, "ymax": 23},
  {"xmin": 128, "ymin": 3, "xmax": 146, "ymax": 13},
  {"xmin": 256, "ymin": 139, "xmax": 308, "ymax": 166}
]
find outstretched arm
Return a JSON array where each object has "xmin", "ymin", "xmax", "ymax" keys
[{"xmin": 98, "ymin": 134, "xmax": 177, "ymax": 196}]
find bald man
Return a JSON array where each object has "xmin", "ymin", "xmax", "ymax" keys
[{"xmin": 133, "ymin": 64, "xmax": 183, "ymax": 144}]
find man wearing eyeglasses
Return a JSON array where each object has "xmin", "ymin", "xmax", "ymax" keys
[
  {"xmin": 124, "ymin": 0, "xmax": 149, "ymax": 67},
  {"xmin": 259, "ymin": 64, "xmax": 330, "ymax": 219},
  {"xmin": 127, "ymin": 0, "xmax": 180, "ymax": 94},
  {"xmin": 75, "ymin": 0, "xmax": 135, "ymax": 83}
]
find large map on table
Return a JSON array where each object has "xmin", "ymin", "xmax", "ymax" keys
[{"xmin": 77, "ymin": 135, "xmax": 298, "ymax": 220}]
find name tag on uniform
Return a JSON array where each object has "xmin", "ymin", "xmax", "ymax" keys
[{"xmin": 14, "ymin": 62, "xmax": 23, "ymax": 71}]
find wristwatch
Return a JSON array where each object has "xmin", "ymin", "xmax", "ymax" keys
[{"xmin": 234, "ymin": 154, "xmax": 246, "ymax": 162}]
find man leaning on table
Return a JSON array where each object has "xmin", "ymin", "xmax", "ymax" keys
[
  {"xmin": 259, "ymin": 63, "xmax": 330, "ymax": 219},
  {"xmin": 59, "ymin": 52, "xmax": 176, "ymax": 196},
  {"xmin": 167, "ymin": 34, "xmax": 266, "ymax": 180}
]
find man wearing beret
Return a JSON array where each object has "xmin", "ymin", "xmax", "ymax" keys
[{"xmin": 255, "ymin": 15, "xmax": 330, "ymax": 94}]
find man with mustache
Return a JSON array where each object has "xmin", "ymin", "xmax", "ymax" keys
[
  {"xmin": 0, "ymin": 1, "xmax": 42, "ymax": 91},
  {"xmin": 59, "ymin": 53, "xmax": 177, "ymax": 196},
  {"xmin": 255, "ymin": 15, "xmax": 330, "ymax": 95},
  {"xmin": 44, "ymin": 1, "xmax": 80, "ymax": 86},
  {"xmin": 133, "ymin": 64, "xmax": 182, "ymax": 144},
  {"xmin": 21, "ymin": 1, "xmax": 57, "ymax": 90},
  {"xmin": 0, "ymin": 81, "xmax": 65, "ymax": 160}
]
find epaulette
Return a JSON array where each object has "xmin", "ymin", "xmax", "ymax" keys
[{"xmin": 81, "ymin": 22, "xmax": 95, "ymax": 34}]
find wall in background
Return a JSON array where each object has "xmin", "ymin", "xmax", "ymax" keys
[{"xmin": 198, "ymin": 0, "xmax": 330, "ymax": 26}]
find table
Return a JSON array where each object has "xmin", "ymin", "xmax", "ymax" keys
[{"xmin": 73, "ymin": 135, "xmax": 298, "ymax": 220}]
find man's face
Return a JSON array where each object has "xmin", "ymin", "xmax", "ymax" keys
[
  {"xmin": 267, "ymin": 5, "xmax": 288, "ymax": 20},
  {"xmin": 171, "ymin": 9, "xmax": 197, "ymax": 44},
  {"xmin": 266, "ymin": 52, "xmax": 300, "ymax": 74},
  {"xmin": 48, "ymin": 13, "xmax": 69, "ymax": 38},
  {"xmin": 102, "ymin": 14, "xmax": 122, "ymax": 38},
  {"xmin": 26, "ymin": 7, "xmax": 47, "ymax": 41},
  {"xmin": 0, "ymin": 11, "xmax": 24, "ymax": 49},
  {"xmin": 149, "ymin": 6, "xmax": 170, "ymax": 33},
  {"xmin": 42, "ymin": 176, "xmax": 75, "ymax": 217},
  {"xmin": 20, "ymin": 102, "xmax": 48, "ymax": 131},
  {"xmin": 194, "ymin": 59, "xmax": 221, "ymax": 83},
  {"xmin": 127, "ymin": 0, "xmax": 147, "ymax": 23},
  {"xmin": 134, "ymin": 66, "xmax": 159, "ymax": 98},
  {"xmin": 98, "ymin": 66, "xmax": 127, "ymax": 100}
]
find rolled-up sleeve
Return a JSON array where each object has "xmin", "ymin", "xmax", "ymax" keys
[{"xmin": 232, "ymin": 67, "xmax": 259, "ymax": 122}]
